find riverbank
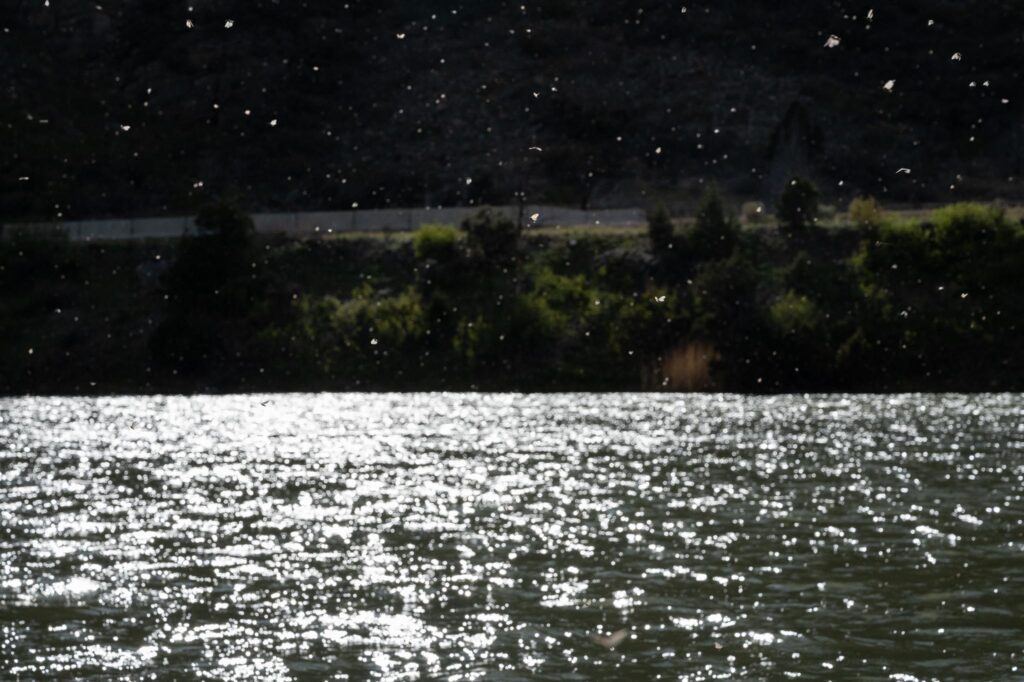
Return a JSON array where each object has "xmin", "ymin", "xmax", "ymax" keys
[{"xmin": 1, "ymin": 202, "xmax": 1021, "ymax": 395}]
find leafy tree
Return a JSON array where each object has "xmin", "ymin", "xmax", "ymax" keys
[
  {"xmin": 777, "ymin": 177, "xmax": 819, "ymax": 236},
  {"xmin": 690, "ymin": 252, "xmax": 766, "ymax": 389},
  {"xmin": 151, "ymin": 200, "xmax": 262, "ymax": 377},
  {"xmin": 692, "ymin": 185, "xmax": 739, "ymax": 259},
  {"xmin": 848, "ymin": 196, "xmax": 884, "ymax": 229},
  {"xmin": 769, "ymin": 290, "xmax": 822, "ymax": 336},
  {"xmin": 607, "ymin": 286, "xmax": 688, "ymax": 362},
  {"xmin": 165, "ymin": 200, "xmax": 257, "ymax": 298},
  {"xmin": 930, "ymin": 202, "xmax": 1008, "ymax": 251},
  {"xmin": 413, "ymin": 223, "xmax": 465, "ymax": 294},
  {"xmin": 767, "ymin": 290, "xmax": 832, "ymax": 388},
  {"xmin": 460, "ymin": 208, "xmax": 521, "ymax": 266},
  {"xmin": 646, "ymin": 204, "xmax": 674, "ymax": 254},
  {"xmin": 291, "ymin": 287, "xmax": 427, "ymax": 386},
  {"xmin": 846, "ymin": 201, "xmax": 1024, "ymax": 390}
]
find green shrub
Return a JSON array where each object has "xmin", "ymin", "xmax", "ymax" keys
[
  {"xmin": 364, "ymin": 289, "xmax": 427, "ymax": 349},
  {"xmin": 851, "ymin": 218, "xmax": 930, "ymax": 279},
  {"xmin": 529, "ymin": 267, "xmax": 594, "ymax": 311},
  {"xmin": 295, "ymin": 288, "xmax": 426, "ymax": 380},
  {"xmin": 606, "ymin": 286, "xmax": 686, "ymax": 359},
  {"xmin": 691, "ymin": 185, "xmax": 739, "ymax": 259},
  {"xmin": 452, "ymin": 294, "xmax": 565, "ymax": 370},
  {"xmin": 511, "ymin": 294, "xmax": 566, "ymax": 347},
  {"xmin": 769, "ymin": 291, "xmax": 822, "ymax": 335},
  {"xmin": 646, "ymin": 204, "xmax": 674, "ymax": 253},
  {"xmin": 777, "ymin": 177, "xmax": 819, "ymax": 236},
  {"xmin": 413, "ymin": 223, "xmax": 459, "ymax": 261},
  {"xmin": 930, "ymin": 202, "xmax": 1006, "ymax": 246},
  {"xmin": 691, "ymin": 252, "xmax": 759, "ymax": 339},
  {"xmin": 784, "ymin": 251, "xmax": 859, "ymax": 311},
  {"xmin": 848, "ymin": 196, "xmax": 884, "ymax": 228}
]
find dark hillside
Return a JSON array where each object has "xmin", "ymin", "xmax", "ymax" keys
[{"xmin": 2, "ymin": 1, "xmax": 1023, "ymax": 219}]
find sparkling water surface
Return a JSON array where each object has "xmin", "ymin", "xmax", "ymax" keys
[{"xmin": 1, "ymin": 393, "xmax": 1022, "ymax": 680}]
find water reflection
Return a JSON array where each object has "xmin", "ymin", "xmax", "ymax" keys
[{"xmin": 0, "ymin": 393, "xmax": 1022, "ymax": 679}]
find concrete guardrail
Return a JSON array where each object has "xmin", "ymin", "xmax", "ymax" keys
[{"xmin": 1, "ymin": 205, "xmax": 646, "ymax": 242}]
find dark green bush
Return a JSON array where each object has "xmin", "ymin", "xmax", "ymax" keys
[
  {"xmin": 930, "ymin": 202, "xmax": 1010, "ymax": 253},
  {"xmin": 845, "ymin": 200, "xmax": 1024, "ymax": 390},
  {"xmin": 769, "ymin": 291, "xmax": 822, "ymax": 336},
  {"xmin": 412, "ymin": 223, "xmax": 460, "ymax": 262},
  {"xmin": 848, "ymin": 196, "xmax": 884, "ymax": 229},
  {"xmin": 294, "ymin": 287, "xmax": 427, "ymax": 382},
  {"xmin": 151, "ymin": 201, "xmax": 262, "ymax": 376},
  {"xmin": 691, "ymin": 185, "xmax": 739, "ymax": 259},
  {"xmin": 606, "ymin": 286, "xmax": 687, "ymax": 360},
  {"xmin": 461, "ymin": 208, "xmax": 521, "ymax": 265},
  {"xmin": 452, "ymin": 294, "xmax": 565, "ymax": 375},
  {"xmin": 646, "ymin": 204, "xmax": 674, "ymax": 254},
  {"xmin": 528, "ymin": 267, "xmax": 594, "ymax": 311}
]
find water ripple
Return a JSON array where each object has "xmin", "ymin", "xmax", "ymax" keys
[{"xmin": 1, "ymin": 393, "xmax": 1022, "ymax": 679}]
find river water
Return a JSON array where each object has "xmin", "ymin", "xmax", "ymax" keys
[{"xmin": 0, "ymin": 394, "xmax": 1021, "ymax": 680}]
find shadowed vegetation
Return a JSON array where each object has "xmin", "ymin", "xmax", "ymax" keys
[{"xmin": 1, "ymin": 199, "xmax": 1022, "ymax": 394}]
